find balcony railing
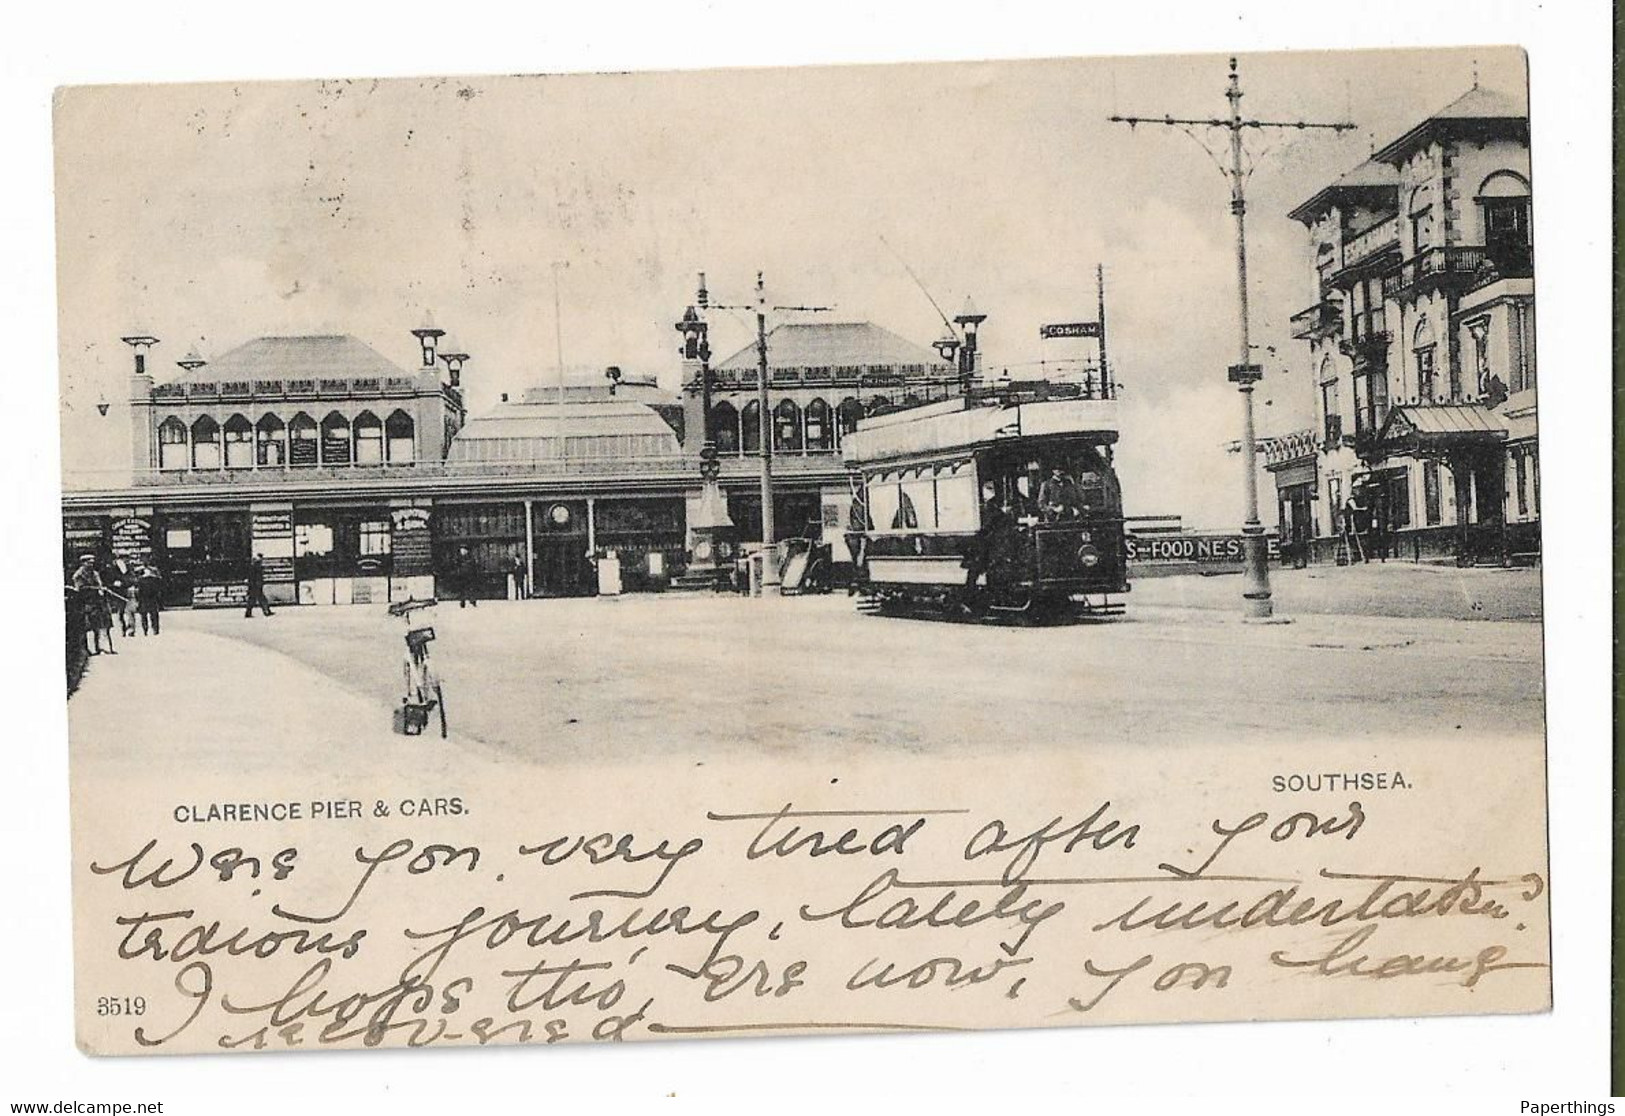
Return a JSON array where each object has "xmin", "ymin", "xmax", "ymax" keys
[
  {"xmin": 143, "ymin": 375, "xmax": 435, "ymax": 403},
  {"xmin": 1381, "ymin": 245, "xmax": 1530, "ymax": 300},
  {"xmin": 1289, "ymin": 300, "xmax": 1341, "ymax": 341}
]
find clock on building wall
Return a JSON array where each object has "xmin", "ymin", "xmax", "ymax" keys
[{"xmin": 548, "ymin": 504, "xmax": 571, "ymax": 527}]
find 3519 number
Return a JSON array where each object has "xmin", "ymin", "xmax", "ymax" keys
[{"xmin": 96, "ymin": 996, "xmax": 146, "ymax": 1017}]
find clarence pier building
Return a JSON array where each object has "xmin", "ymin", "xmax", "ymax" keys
[{"xmin": 61, "ymin": 308, "xmax": 965, "ymax": 608}]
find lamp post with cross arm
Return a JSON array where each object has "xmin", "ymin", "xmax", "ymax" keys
[{"xmin": 1111, "ymin": 57, "xmax": 1354, "ymax": 619}]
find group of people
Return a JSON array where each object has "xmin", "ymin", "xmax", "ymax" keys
[{"xmin": 69, "ymin": 553, "xmax": 164, "ymax": 656}]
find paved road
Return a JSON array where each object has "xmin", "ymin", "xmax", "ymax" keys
[{"xmin": 73, "ymin": 573, "xmax": 1544, "ymax": 769}]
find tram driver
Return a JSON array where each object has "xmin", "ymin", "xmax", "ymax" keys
[{"xmin": 1038, "ymin": 465, "xmax": 1083, "ymax": 522}]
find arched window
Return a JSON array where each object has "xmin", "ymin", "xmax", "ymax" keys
[
  {"xmin": 710, "ymin": 401, "xmax": 740, "ymax": 454},
  {"xmin": 320, "ymin": 411, "xmax": 352, "ymax": 465},
  {"xmin": 190, "ymin": 416, "xmax": 220, "ymax": 470},
  {"xmin": 288, "ymin": 412, "xmax": 318, "ymax": 467},
  {"xmin": 1478, "ymin": 170, "xmax": 1532, "ymax": 267},
  {"xmin": 774, "ymin": 399, "xmax": 802, "ymax": 453},
  {"xmin": 836, "ymin": 397, "xmax": 864, "ymax": 442},
  {"xmin": 1412, "ymin": 318, "xmax": 1437, "ymax": 401},
  {"xmin": 386, "ymin": 409, "xmax": 415, "ymax": 463},
  {"xmin": 353, "ymin": 410, "xmax": 383, "ymax": 465},
  {"xmin": 256, "ymin": 414, "xmax": 286, "ymax": 467},
  {"xmin": 157, "ymin": 417, "xmax": 188, "ymax": 471},
  {"xmin": 804, "ymin": 398, "xmax": 832, "ymax": 452},
  {"xmin": 740, "ymin": 400, "xmax": 761, "ymax": 453},
  {"xmin": 223, "ymin": 414, "xmax": 254, "ymax": 469},
  {"xmin": 1319, "ymin": 357, "xmax": 1341, "ymax": 444}
]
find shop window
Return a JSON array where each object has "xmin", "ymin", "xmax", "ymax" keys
[
  {"xmin": 289, "ymin": 413, "xmax": 318, "ymax": 467},
  {"xmin": 353, "ymin": 411, "xmax": 384, "ymax": 465},
  {"xmin": 359, "ymin": 520, "xmax": 392, "ymax": 556},
  {"xmin": 804, "ymin": 398, "xmax": 832, "ymax": 452},
  {"xmin": 709, "ymin": 401, "xmax": 739, "ymax": 454},
  {"xmin": 320, "ymin": 412, "xmax": 352, "ymax": 465},
  {"xmin": 190, "ymin": 416, "xmax": 220, "ymax": 470},
  {"xmin": 740, "ymin": 400, "xmax": 761, "ymax": 453},
  {"xmin": 223, "ymin": 414, "xmax": 253, "ymax": 469},
  {"xmin": 773, "ymin": 399, "xmax": 802, "ymax": 453},
  {"xmin": 295, "ymin": 521, "xmax": 334, "ymax": 557},
  {"xmin": 256, "ymin": 414, "xmax": 286, "ymax": 467},
  {"xmin": 157, "ymin": 418, "xmax": 188, "ymax": 471},
  {"xmin": 1423, "ymin": 461, "xmax": 1442, "ymax": 525},
  {"xmin": 386, "ymin": 409, "xmax": 415, "ymax": 463}
]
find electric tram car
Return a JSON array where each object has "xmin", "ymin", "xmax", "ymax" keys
[{"xmin": 841, "ymin": 383, "xmax": 1129, "ymax": 620}]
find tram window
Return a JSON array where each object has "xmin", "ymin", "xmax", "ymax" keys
[
  {"xmin": 900, "ymin": 471, "xmax": 935, "ymax": 530},
  {"xmin": 867, "ymin": 475, "xmax": 901, "ymax": 533},
  {"xmin": 935, "ymin": 462, "xmax": 979, "ymax": 530}
]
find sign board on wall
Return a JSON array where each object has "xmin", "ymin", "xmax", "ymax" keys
[
  {"xmin": 252, "ymin": 511, "xmax": 296, "ymax": 577},
  {"xmin": 191, "ymin": 582, "xmax": 249, "ymax": 608}
]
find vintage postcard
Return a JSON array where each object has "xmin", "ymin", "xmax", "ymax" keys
[{"xmin": 56, "ymin": 47, "xmax": 1548, "ymax": 1056}]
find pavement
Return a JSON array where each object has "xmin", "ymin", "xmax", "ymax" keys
[{"xmin": 67, "ymin": 567, "xmax": 1545, "ymax": 772}]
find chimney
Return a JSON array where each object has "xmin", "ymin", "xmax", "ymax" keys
[
  {"xmin": 411, "ymin": 326, "xmax": 446, "ymax": 368},
  {"xmin": 439, "ymin": 351, "xmax": 469, "ymax": 389}
]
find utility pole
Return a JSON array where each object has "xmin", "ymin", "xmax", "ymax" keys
[
  {"xmin": 1111, "ymin": 56, "xmax": 1353, "ymax": 620},
  {"xmin": 712, "ymin": 271, "xmax": 831, "ymax": 597}
]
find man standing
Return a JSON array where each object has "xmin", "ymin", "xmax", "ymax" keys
[
  {"xmin": 137, "ymin": 563, "xmax": 164, "ymax": 635},
  {"xmin": 1038, "ymin": 465, "xmax": 1082, "ymax": 522},
  {"xmin": 455, "ymin": 545, "xmax": 479, "ymax": 608},
  {"xmin": 72, "ymin": 554, "xmax": 115, "ymax": 656},
  {"xmin": 244, "ymin": 554, "xmax": 275, "ymax": 618},
  {"xmin": 962, "ymin": 481, "xmax": 1012, "ymax": 611}
]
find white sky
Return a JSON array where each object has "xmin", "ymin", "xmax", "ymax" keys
[{"xmin": 55, "ymin": 47, "xmax": 1526, "ymax": 525}]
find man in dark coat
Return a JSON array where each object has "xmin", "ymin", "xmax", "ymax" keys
[
  {"xmin": 137, "ymin": 564, "xmax": 164, "ymax": 635},
  {"xmin": 455, "ymin": 545, "xmax": 479, "ymax": 608},
  {"xmin": 244, "ymin": 555, "xmax": 275, "ymax": 618},
  {"xmin": 962, "ymin": 482, "xmax": 1012, "ymax": 610},
  {"xmin": 72, "ymin": 554, "xmax": 115, "ymax": 655}
]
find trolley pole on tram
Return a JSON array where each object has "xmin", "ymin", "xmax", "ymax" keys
[{"xmin": 1110, "ymin": 56, "xmax": 1353, "ymax": 620}]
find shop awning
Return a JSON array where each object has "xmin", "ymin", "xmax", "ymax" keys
[{"xmin": 1377, "ymin": 403, "xmax": 1507, "ymax": 456}]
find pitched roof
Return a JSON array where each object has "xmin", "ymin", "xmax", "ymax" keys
[
  {"xmin": 1373, "ymin": 85, "xmax": 1529, "ymax": 165},
  {"xmin": 1288, "ymin": 157, "xmax": 1400, "ymax": 224},
  {"xmin": 451, "ymin": 399, "xmax": 680, "ymax": 443},
  {"xmin": 166, "ymin": 335, "xmax": 413, "ymax": 384},
  {"xmin": 716, "ymin": 321, "xmax": 947, "ymax": 372}
]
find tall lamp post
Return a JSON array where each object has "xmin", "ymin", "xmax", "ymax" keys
[
  {"xmin": 711, "ymin": 271, "xmax": 831, "ymax": 597},
  {"xmin": 1111, "ymin": 57, "xmax": 1353, "ymax": 619}
]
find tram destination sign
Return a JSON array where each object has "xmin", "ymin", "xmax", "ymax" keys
[{"xmin": 1039, "ymin": 320, "xmax": 1101, "ymax": 339}]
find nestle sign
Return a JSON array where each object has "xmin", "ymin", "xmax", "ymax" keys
[{"xmin": 1125, "ymin": 533, "xmax": 1280, "ymax": 565}]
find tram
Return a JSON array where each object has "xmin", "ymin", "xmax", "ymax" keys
[{"xmin": 841, "ymin": 382, "xmax": 1129, "ymax": 620}]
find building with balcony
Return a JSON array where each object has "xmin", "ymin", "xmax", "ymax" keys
[{"xmin": 1282, "ymin": 84, "xmax": 1536, "ymax": 564}]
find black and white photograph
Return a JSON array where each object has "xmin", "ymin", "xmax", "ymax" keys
[{"xmin": 7, "ymin": 3, "xmax": 1611, "ymax": 1104}]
